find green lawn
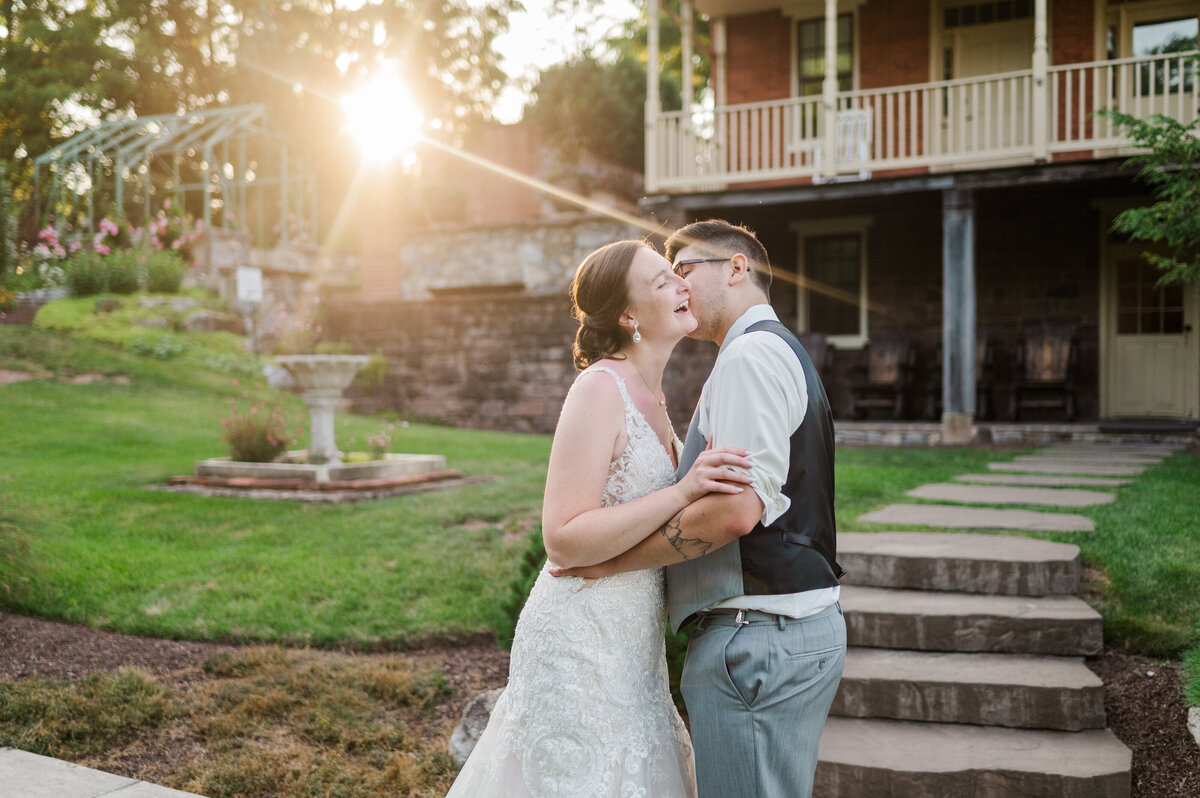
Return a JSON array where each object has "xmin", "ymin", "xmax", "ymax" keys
[
  {"xmin": 1, "ymin": 322, "xmax": 1197, "ymax": 699},
  {"xmin": 0, "ymin": 325, "xmax": 548, "ymax": 648}
]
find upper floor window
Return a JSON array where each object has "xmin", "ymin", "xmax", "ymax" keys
[
  {"xmin": 944, "ymin": 0, "xmax": 1033, "ymax": 29},
  {"xmin": 797, "ymin": 14, "xmax": 853, "ymax": 97}
]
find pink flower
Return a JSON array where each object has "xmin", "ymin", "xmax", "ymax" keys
[
  {"xmin": 231, "ymin": 378, "xmax": 240, "ymax": 386},
  {"xmin": 96, "ymin": 244, "xmax": 110, "ymax": 255}
]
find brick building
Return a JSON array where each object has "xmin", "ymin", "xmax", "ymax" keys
[{"xmin": 644, "ymin": 0, "xmax": 1200, "ymax": 438}]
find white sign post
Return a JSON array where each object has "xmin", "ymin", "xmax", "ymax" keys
[{"xmin": 236, "ymin": 267, "xmax": 264, "ymax": 353}]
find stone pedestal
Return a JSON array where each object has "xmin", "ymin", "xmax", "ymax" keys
[{"xmin": 275, "ymin": 355, "xmax": 370, "ymax": 464}]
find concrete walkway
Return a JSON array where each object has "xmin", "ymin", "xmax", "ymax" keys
[{"xmin": 0, "ymin": 748, "xmax": 203, "ymax": 798}]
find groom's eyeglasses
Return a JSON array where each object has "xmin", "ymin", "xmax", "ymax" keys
[{"xmin": 672, "ymin": 257, "xmax": 731, "ymax": 277}]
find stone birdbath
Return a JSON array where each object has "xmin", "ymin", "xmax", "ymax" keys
[{"xmin": 275, "ymin": 354, "xmax": 371, "ymax": 465}]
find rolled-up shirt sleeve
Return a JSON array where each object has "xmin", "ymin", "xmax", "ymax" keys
[{"xmin": 699, "ymin": 332, "xmax": 808, "ymax": 527}]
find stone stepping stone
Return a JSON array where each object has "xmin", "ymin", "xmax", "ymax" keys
[
  {"xmin": 907, "ymin": 483, "xmax": 1115, "ymax": 507},
  {"xmin": 838, "ymin": 532, "xmax": 1080, "ymax": 596},
  {"xmin": 858, "ymin": 504, "xmax": 1093, "ymax": 531},
  {"xmin": 0, "ymin": 748, "xmax": 204, "ymax": 798},
  {"xmin": 955, "ymin": 473, "xmax": 1132, "ymax": 488},
  {"xmin": 1040, "ymin": 443, "xmax": 1179, "ymax": 455},
  {"xmin": 817, "ymin": 718, "xmax": 1131, "ymax": 798},
  {"xmin": 1020, "ymin": 453, "xmax": 1162, "ymax": 465},
  {"xmin": 840, "ymin": 586, "xmax": 1103, "ymax": 655},
  {"xmin": 989, "ymin": 461, "xmax": 1145, "ymax": 476},
  {"xmin": 834, "ymin": 648, "xmax": 1104, "ymax": 730}
]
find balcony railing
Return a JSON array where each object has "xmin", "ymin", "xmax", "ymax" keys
[{"xmin": 650, "ymin": 50, "xmax": 1198, "ymax": 192}]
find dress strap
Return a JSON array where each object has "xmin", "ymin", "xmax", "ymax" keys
[{"xmin": 577, "ymin": 366, "xmax": 636, "ymax": 417}]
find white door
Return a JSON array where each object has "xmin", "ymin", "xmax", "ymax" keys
[
  {"xmin": 1103, "ymin": 246, "xmax": 1200, "ymax": 418},
  {"xmin": 950, "ymin": 20, "xmax": 1034, "ymax": 152}
]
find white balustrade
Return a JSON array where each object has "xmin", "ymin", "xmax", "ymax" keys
[{"xmin": 652, "ymin": 50, "xmax": 1198, "ymax": 192}]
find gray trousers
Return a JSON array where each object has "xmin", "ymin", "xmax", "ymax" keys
[{"xmin": 681, "ymin": 603, "xmax": 846, "ymax": 798}]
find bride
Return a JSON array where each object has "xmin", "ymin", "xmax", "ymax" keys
[{"xmin": 445, "ymin": 240, "xmax": 753, "ymax": 798}]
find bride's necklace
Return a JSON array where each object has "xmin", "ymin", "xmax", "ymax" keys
[{"xmin": 630, "ymin": 363, "xmax": 668, "ymax": 411}]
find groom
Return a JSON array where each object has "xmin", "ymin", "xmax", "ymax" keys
[{"xmin": 557, "ymin": 219, "xmax": 846, "ymax": 797}]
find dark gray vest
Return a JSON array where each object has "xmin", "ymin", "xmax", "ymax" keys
[{"xmin": 665, "ymin": 320, "xmax": 842, "ymax": 632}]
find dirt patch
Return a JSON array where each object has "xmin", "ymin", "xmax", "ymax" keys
[
  {"xmin": 0, "ymin": 370, "xmax": 40, "ymax": 385},
  {"xmin": 0, "ymin": 370, "xmax": 131, "ymax": 386},
  {"xmin": 1088, "ymin": 648, "xmax": 1200, "ymax": 797},
  {"xmin": 65, "ymin": 372, "xmax": 131, "ymax": 385},
  {"xmin": 0, "ymin": 611, "xmax": 508, "ymax": 742}
]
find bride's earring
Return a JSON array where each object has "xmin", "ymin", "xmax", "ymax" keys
[{"xmin": 631, "ymin": 322, "xmax": 641, "ymax": 344}]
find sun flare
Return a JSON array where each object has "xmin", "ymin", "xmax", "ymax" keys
[{"xmin": 341, "ymin": 73, "xmax": 424, "ymax": 162}]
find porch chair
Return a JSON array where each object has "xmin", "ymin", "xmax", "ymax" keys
[
  {"xmin": 925, "ymin": 336, "xmax": 996, "ymax": 420},
  {"xmin": 789, "ymin": 108, "xmax": 874, "ymax": 183},
  {"xmin": 850, "ymin": 336, "xmax": 917, "ymax": 419},
  {"xmin": 797, "ymin": 331, "xmax": 835, "ymax": 387},
  {"xmin": 1009, "ymin": 326, "xmax": 1079, "ymax": 421}
]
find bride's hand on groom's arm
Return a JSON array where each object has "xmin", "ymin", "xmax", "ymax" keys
[{"xmin": 677, "ymin": 447, "xmax": 754, "ymax": 503}]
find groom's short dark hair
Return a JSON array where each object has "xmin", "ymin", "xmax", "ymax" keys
[{"xmin": 664, "ymin": 219, "xmax": 772, "ymax": 296}]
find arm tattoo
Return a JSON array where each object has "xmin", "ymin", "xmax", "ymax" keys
[{"xmin": 659, "ymin": 509, "xmax": 713, "ymax": 560}]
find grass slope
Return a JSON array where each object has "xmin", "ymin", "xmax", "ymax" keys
[{"xmin": 1, "ymin": 325, "xmax": 548, "ymax": 647}]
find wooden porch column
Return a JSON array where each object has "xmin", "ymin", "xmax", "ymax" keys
[
  {"xmin": 820, "ymin": 0, "xmax": 838, "ymax": 180},
  {"xmin": 713, "ymin": 18, "xmax": 727, "ymax": 108},
  {"xmin": 942, "ymin": 188, "xmax": 977, "ymax": 444},
  {"xmin": 682, "ymin": 1, "xmax": 694, "ymax": 113},
  {"xmin": 645, "ymin": 0, "xmax": 662, "ymax": 192},
  {"xmin": 1032, "ymin": 0, "xmax": 1049, "ymax": 161}
]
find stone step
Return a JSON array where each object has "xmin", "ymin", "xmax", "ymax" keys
[
  {"xmin": 1017, "ymin": 453, "xmax": 1162, "ymax": 465},
  {"xmin": 906, "ymin": 483, "xmax": 1115, "ymax": 507},
  {"xmin": 989, "ymin": 461, "xmax": 1145, "ymax": 476},
  {"xmin": 858, "ymin": 503, "xmax": 1094, "ymax": 532},
  {"xmin": 838, "ymin": 532, "xmax": 1080, "ymax": 595},
  {"xmin": 841, "ymin": 586, "xmax": 1103, "ymax": 655},
  {"xmin": 816, "ymin": 718, "xmax": 1131, "ymax": 798},
  {"xmin": 955, "ymin": 473, "xmax": 1132, "ymax": 487},
  {"xmin": 833, "ymin": 648, "xmax": 1105, "ymax": 730}
]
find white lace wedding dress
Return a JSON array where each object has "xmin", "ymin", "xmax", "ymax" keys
[{"xmin": 446, "ymin": 367, "xmax": 696, "ymax": 798}]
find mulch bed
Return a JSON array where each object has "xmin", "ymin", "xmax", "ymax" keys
[
  {"xmin": 1, "ymin": 611, "xmax": 1196, "ymax": 796},
  {"xmin": 1087, "ymin": 648, "xmax": 1200, "ymax": 797}
]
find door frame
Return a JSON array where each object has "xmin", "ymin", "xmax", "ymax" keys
[{"xmin": 1097, "ymin": 198, "xmax": 1200, "ymax": 419}]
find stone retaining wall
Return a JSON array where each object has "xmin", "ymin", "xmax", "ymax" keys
[
  {"xmin": 363, "ymin": 216, "xmax": 643, "ymax": 301},
  {"xmin": 323, "ymin": 291, "xmax": 718, "ymax": 435}
]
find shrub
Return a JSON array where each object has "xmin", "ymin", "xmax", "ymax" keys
[
  {"xmin": 496, "ymin": 526, "xmax": 547, "ymax": 651},
  {"xmin": 64, "ymin": 252, "xmax": 107, "ymax": 296},
  {"xmin": 105, "ymin": 252, "xmax": 142, "ymax": 295},
  {"xmin": 145, "ymin": 251, "xmax": 187, "ymax": 293},
  {"xmin": 129, "ymin": 332, "xmax": 187, "ymax": 360},
  {"xmin": 221, "ymin": 399, "xmax": 294, "ymax": 463}
]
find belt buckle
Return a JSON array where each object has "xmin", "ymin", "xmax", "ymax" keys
[{"xmin": 735, "ymin": 609, "xmax": 750, "ymax": 626}]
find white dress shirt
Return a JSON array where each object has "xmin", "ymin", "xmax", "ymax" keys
[{"xmin": 696, "ymin": 304, "xmax": 840, "ymax": 619}]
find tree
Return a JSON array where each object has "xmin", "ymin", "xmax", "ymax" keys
[
  {"xmin": 527, "ymin": 0, "xmax": 705, "ymax": 176},
  {"xmin": 1099, "ymin": 56, "xmax": 1200, "ymax": 286},
  {"xmin": 527, "ymin": 49, "xmax": 680, "ymax": 175},
  {"xmin": 0, "ymin": 0, "xmax": 520, "ymax": 251}
]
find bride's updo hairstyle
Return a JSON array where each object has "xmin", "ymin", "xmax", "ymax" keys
[{"xmin": 570, "ymin": 239, "xmax": 649, "ymax": 371}]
